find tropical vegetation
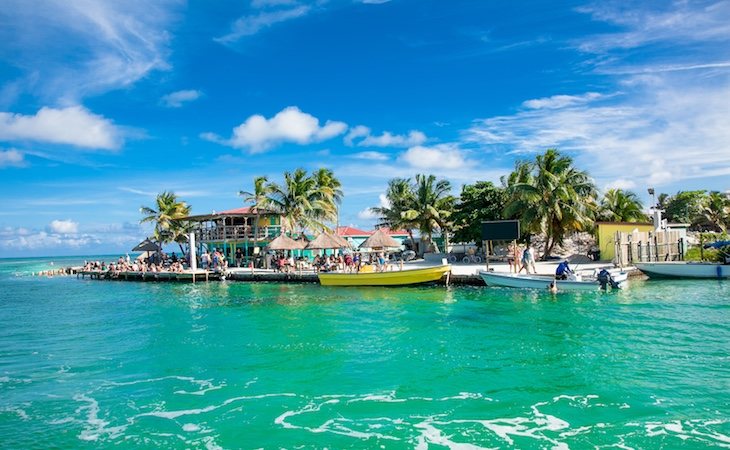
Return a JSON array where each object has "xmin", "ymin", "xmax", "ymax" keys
[
  {"xmin": 370, "ymin": 174, "xmax": 455, "ymax": 254},
  {"xmin": 502, "ymin": 148, "xmax": 597, "ymax": 259},
  {"xmin": 451, "ymin": 181, "xmax": 507, "ymax": 243},
  {"xmin": 597, "ymin": 189, "xmax": 648, "ymax": 223},
  {"xmin": 140, "ymin": 191, "xmax": 192, "ymax": 253},
  {"xmin": 241, "ymin": 168, "xmax": 343, "ymax": 235}
]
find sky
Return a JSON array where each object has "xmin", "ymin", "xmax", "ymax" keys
[{"xmin": 1, "ymin": 0, "xmax": 729, "ymax": 257}]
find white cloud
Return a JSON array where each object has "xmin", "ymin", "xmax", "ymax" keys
[
  {"xmin": 465, "ymin": 77, "xmax": 730, "ymax": 188},
  {"xmin": 361, "ymin": 0, "xmax": 391, "ymax": 3},
  {"xmin": 0, "ymin": 106, "xmax": 122, "ymax": 150},
  {"xmin": 399, "ymin": 144, "xmax": 468, "ymax": 170},
  {"xmin": 0, "ymin": 149, "xmax": 25, "ymax": 167},
  {"xmin": 577, "ymin": 2, "xmax": 730, "ymax": 53},
  {"xmin": 344, "ymin": 125, "xmax": 371, "ymax": 146},
  {"xmin": 357, "ymin": 193, "xmax": 390, "ymax": 220},
  {"xmin": 361, "ymin": 130, "xmax": 427, "ymax": 147},
  {"xmin": 161, "ymin": 90, "xmax": 202, "ymax": 108},
  {"xmin": 357, "ymin": 208, "xmax": 379, "ymax": 220},
  {"xmin": 345, "ymin": 126, "xmax": 427, "ymax": 147},
  {"xmin": 350, "ymin": 151, "xmax": 389, "ymax": 161},
  {"xmin": 48, "ymin": 219, "xmax": 79, "ymax": 234},
  {"xmin": 216, "ymin": 5, "xmax": 311, "ymax": 43},
  {"xmin": 0, "ymin": 221, "xmax": 146, "ymax": 256},
  {"xmin": 522, "ymin": 92, "xmax": 602, "ymax": 109},
  {"xmin": 604, "ymin": 179, "xmax": 637, "ymax": 191},
  {"xmin": 0, "ymin": 0, "xmax": 176, "ymax": 102},
  {"xmin": 203, "ymin": 106, "xmax": 347, "ymax": 153}
]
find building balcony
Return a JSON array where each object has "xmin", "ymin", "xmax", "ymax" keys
[{"xmin": 196, "ymin": 226, "xmax": 282, "ymax": 242}]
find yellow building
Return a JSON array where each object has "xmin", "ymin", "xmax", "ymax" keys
[{"xmin": 596, "ymin": 222, "xmax": 655, "ymax": 262}]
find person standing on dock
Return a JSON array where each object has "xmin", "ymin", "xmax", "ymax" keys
[{"xmin": 201, "ymin": 250, "xmax": 210, "ymax": 270}]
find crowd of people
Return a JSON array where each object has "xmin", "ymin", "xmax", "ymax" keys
[
  {"xmin": 79, "ymin": 247, "xmax": 405, "ymax": 276},
  {"xmin": 82, "ymin": 253, "xmax": 190, "ymax": 274},
  {"xmin": 268, "ymin": 251, "xmax": 398, "ymax": 274}
]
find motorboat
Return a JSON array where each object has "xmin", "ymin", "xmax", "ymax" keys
[
  {"xmin": 634, "ymin": 262, "xmax": 729, "ymax": 279},
  {"xmin": 479, "ymin": 270, "xmax": 627, "ymax": 291},
  {"xmin": 318, "ymin": 264, "xmax": 451, "ymax": 287}
]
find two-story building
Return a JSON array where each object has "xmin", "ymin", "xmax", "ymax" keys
[{"xmin": 183, "ymin": 207, "xmax": 284, "ymax": 261}]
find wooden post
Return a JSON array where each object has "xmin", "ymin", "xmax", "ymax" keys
[{"xmin": 485, "ymin": 240, "xmax": 490, "ymax": 272}]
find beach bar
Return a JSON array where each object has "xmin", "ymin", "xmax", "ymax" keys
[{"xmin": 183, "ymin": 207, "xmax": 284, "ymax": 263}]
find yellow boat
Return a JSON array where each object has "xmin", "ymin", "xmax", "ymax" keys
[{"xmin": 318, "ymin": 264, "xmax": 451, "ymax": 286}]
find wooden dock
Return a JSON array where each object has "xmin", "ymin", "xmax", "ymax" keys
[{"xmin": 77, "ymin": 270, "xmax": 222, "ymax": 282}]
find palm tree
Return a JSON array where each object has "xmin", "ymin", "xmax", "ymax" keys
[
  {"xmin": 140, "ymin": 191, "xmax": 192, "ymax": 253},
  {"xmin": 504, "ymin": 149, "xmax": 597, "ymax": 259},
  {"xmin": 598, "ymin": 189, "xmax": 647, "ymax": 223},
  {"xmin": 370, "ymin": 177, "xmax": 417, "ymax": 249},
  {"xmin": 239, "ymin": 175, "xmax": 270, "ymax": 243},
  {"xmin": 312, "ymin": 168, "xmax": 343, "ymax": 226},
  {"xmin": 264, "ymin": 168, "xmax": 323, "ymax": 235},
  {"xmin": 401, "ymin": 174, "xmax": 454, "ymax": 254},
  {"xmin": 698, "ymin": 191, "xmax": 730, "ymax": 232}
]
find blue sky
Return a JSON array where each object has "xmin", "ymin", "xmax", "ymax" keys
[{"xmin": 1, "ymin": 0, "xmax": 729, "ymax": 257}]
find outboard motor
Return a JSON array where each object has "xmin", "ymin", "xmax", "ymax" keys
[{"xmin": 597, "ymin": 269, "xmax": 620, "ymax": 290}]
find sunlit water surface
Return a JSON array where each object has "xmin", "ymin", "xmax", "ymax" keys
[{"xmin": 1, "ymin": 257, "xmax": 729, "ymax": 448}]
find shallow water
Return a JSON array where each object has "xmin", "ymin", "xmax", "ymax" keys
[{"xmin": 1, "ymin": 257, "xmax": 729, "ymax": 448}]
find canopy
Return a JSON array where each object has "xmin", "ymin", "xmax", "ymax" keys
[
  {"xmin": 307, "ymin": 231, "xmax": 351, "ymax": 250},
  {"xmin": 132, "ymin": 238, "xmax": 161, "ymax": 252},
  {"xmin": 359, "ymin": 228, "xmax": 401, "ymax": 250},
  {"xmin": 267, "ymin": 234, "xmax": 305, "ymax": 250},
  {"xmin": 703, "ymin": 240, "xmax": 730, "ymax": 249}
]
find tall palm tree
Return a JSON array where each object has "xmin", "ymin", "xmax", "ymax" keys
[
  {"xmin": 401, "ymin": 174, "xmax": 454, "ymax": 254},
  {"xmin": 504, "ymin": 149, "xmax": 597, "ymax": 259},
  {"xmin": 698, "ymin": 191, "xmax": 730, "ymax": 232},
  {"xmin": 140, "ymin": 191, "xmax": 191, "ymax": 253},
  {"xmin": 312, "ymin": 168, "xmax": 343, "ymax": 227},
  {"xmin": 239, "ymin": 175, "xmax": 270, "ymax": 243},
  {"xmin": 598, "ymin": 189, "xmax": 647, "ymax": 223},
  {"xmin": 370, "ymin": 177, "xmax": 417, "ymax": 249},
  {"xmin": 264, "ymin": 168, "xmax": 323, "ymax": 235}
]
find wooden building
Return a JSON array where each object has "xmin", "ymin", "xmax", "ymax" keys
[{"xmin": 183, "ymin": 207, "xmax": 283, "ymax": 260}]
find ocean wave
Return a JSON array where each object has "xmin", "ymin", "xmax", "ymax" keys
[{"xmin": 47, "ymin": 379, "xmax": 730, "ymax": 448}]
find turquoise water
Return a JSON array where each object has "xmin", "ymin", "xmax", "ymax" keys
[{"xmin": 1, "ymin": 257, "xmax": 729, "ymax": 448}]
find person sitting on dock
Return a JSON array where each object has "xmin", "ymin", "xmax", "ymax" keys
[{"xmin": 555, "ymin": 261, "xmax": 572, "ymax": 280}]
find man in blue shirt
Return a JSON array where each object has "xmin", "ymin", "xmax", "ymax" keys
[{"xmin": 555, "ymin": 261, "xmax": 572, "ymax": 280}]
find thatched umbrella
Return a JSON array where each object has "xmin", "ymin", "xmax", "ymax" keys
[
  {"xmin": 307, "ymin": 231, "xmax": 351, "ymax": 250},
  {"xmin": 267, "ymin": 234, "xmax": 305, "ymax": 250},
  {"xmin": 132, "ymin": 238, "xmax": 160, "ymax": 252},
  {"xmin": 359, "ymin": 228, "xmax": 401, "ymax": 250}
]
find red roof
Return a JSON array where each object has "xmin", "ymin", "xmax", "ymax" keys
[
  {"xmin": 217, "ymin": 206, "xmax": 255, "ymax": 215},
  {"xmin": 336, "ymin": 226, "xmax": 371, "ymax": 237}
]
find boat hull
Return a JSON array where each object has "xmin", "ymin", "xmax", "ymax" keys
[
  {"xmin": 318, "ymin": 265, "xmax": 451, "ymax": 286},
  {"xmin": 479, "ymin": 271, "xmax": 623, "ymax": 291},
  {"xmin": 635, "ymin": 262, "xmax": 729, "ymax": 279}
]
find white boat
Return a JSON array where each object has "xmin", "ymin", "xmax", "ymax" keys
[
  {"xmin": 635, "ymin": 262, "xmax": 730, "ymax": 279},
  {"xmin": 479, "ymin": 271, "xmax": 627, "ymax": 291}
]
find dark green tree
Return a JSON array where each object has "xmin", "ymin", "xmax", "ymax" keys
[
  {"xmin": 452, "ymin": 181, "xmax": 507, "ymax": 243},
  {"xmin": 662, "ymin": 190, "xmax": 708, "ymax": 225}
]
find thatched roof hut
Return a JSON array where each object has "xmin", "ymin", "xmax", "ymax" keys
[
  {"xmin": 359, "ymin": 228, "xmax": 401, "ymax": 250},
  {"xmin": 267, "ymin": 234, "xmax": 305, "ymax": 250},
  {"xmin": 307, "ymin": 231, "xmax": 351, "ymax": 250}
]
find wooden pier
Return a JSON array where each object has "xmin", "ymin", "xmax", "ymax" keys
[{"xmin": 77, "ymin": 270, "xmax": 222, "ymax": 282}]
